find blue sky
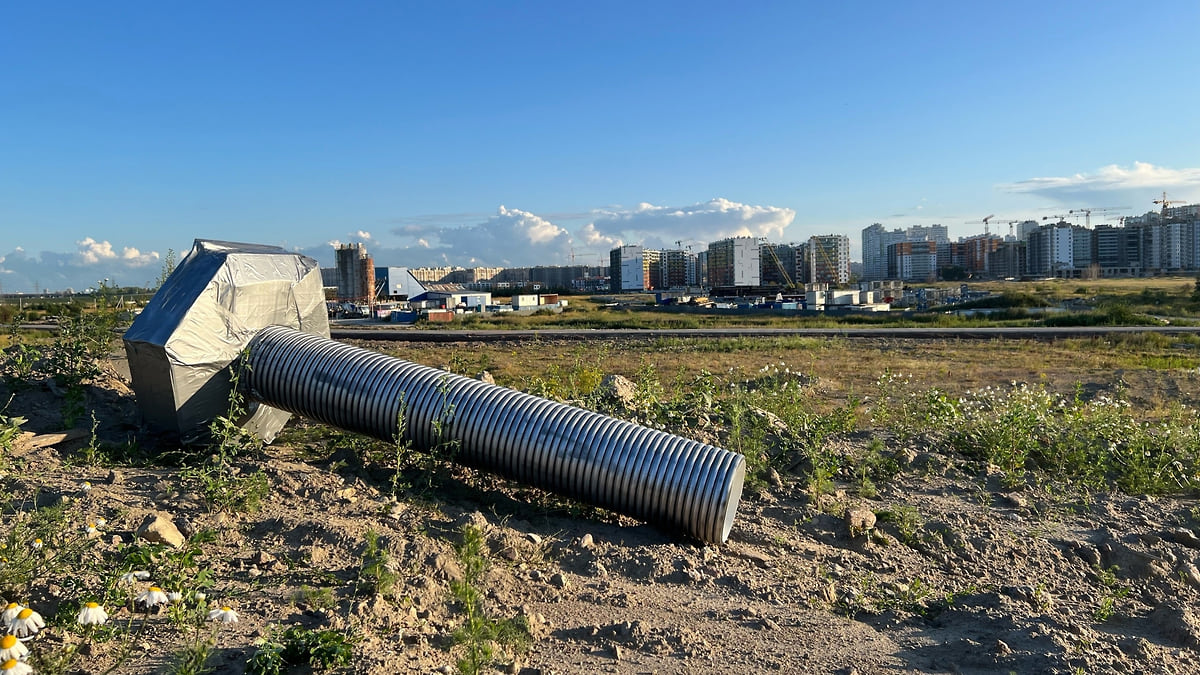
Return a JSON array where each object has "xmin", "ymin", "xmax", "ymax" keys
[{"xmin": 2, "ymin": 1, "xmax": 1199, "ymax": 292}]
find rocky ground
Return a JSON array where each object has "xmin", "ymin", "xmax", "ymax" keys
[{"xmin": 3, "ymin": 351, "xmax": 1200, "ymax": 675}]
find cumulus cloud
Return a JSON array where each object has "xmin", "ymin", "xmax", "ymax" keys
[
  {"xmin": 1001, "ymin": 162, "xmax": 1200, "ymax": 204},
  {"xmin": 587, "ymin": 198, "xmax": 796, "ymax": 250},
  {"xmin": 356, "ymin": 230, "xmax": 372, "ymax": 240},
  {"xmin": 325, "ymin": 198, "xmax": 799, "ymax": 270},
  {"xmin": 579, "ymin": 223, "xmax": 622, "ymax": 249},
  {"xmin": 75, "ymin": 238, "xmax": 159, "ymax": 267},
  {"xmin": 0, "ymin": 239, "xmax": 166, "ymax": 293}
]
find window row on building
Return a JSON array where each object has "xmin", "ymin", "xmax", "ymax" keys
[
  {"xmin": 609, "ymin": 235, "xmax": 852, "ymax": 292},
  {"xmin": 864, "ymin": 216, "xmax": 1200, "ymax": 281}
]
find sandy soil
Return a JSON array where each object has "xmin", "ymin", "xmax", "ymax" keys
[{"xmin": 3, "ymin": 351, "xmax": 1200, "ymax": 675}]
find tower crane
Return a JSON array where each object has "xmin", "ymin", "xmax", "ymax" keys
[
  {"xmin": 1068, "ymin": 206, "xmax": 1129, "ymax": 228},
  {"xmin": 963, "ymin": 214, "xmax": 996, "ymax": 235},
  {"xmin": 758, "ymin": 238, "xmax": 794, "ymax": 288},
  {"xmin": 1154, "ymin": 192, "xmax": 1186, "ymax": 218},
  {"xmin": 964, "ymin": 215, "xmax": 1016, "ymax": 238}
]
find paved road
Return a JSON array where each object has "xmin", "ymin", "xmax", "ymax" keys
[{"xmin": 330, "ymin": 324, "xmax": 1200, "ymax": 343}]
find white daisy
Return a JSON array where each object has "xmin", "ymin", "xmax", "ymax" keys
[
  {"xmin": 95, "ymin": 518, "xmax": 107, "ymax": 528},
  {"xmin": 80, "ymin": 481, "xmax": 92, "ymax": 491},
  {"xmin": 208, "ymin": 606, "xmax": 238, "ymax": 624},
  {"xmin": 29, "ymin": 539, "xmax": 42, "ymax": 550},
  {"xmin": 76, "ymin": 602, "xmax": 108, "ymax": 626},
  {"xmin": 0, "ymin": 606, "xmax": 21, "ymax": 626},
  {"xmin": 0, "ymin": 635, "xmax": 27, "ymax": 662},
  {"xmin": 7, "ymin": 608, "xmax": 43, "ymax": 639},
  {"xmin": 0, "ymin": 658, "xmax": 32, "ymax": 674},
  {"xmin": 167, "ymin": 592, "xmax": 183, "ymax": 605},
  {"xmin": 136, "ymin": 587, "xmax": 168, "ymax": 609},
  {"xmin": 84, "ymin": 522, "xmax": 100, "ymax": 538}
]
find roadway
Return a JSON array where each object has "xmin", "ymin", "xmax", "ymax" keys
[{"xmin": 329, "ymin": 325, "xmax": 1200, "ymax": 343}]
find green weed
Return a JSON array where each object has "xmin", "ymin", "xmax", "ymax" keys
[
  {"xmin": 449, "ymin": 525, "xmax": 532, "ymax": 675},
  {"xmin": 246, "ymin": 625, "xmax": 356, "ymax": 675},
  {"xmin": 357, "ymin": 529, "xmax": 400, "ymax": 598}
]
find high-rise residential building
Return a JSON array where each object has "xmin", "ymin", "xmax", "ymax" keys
[
  {"xmin": 988, "ymin": 241, "xmax": 1026, "ymax": 279},
  {"xmin": 908, "ymin": 224, "xmax": 950, "ymax": 245},
  {"xmin": 956, "ymin": 235, "xmax": 1002, "ymax": 275},
  {"xmin": 862, "ymin": 223, "xmax": 906, "ymax": 281},
  {"xmin": 1026, "ymin": 224, "xmax": 1074, "ymax": 276},
  {"xmin": 707, "ymin": 237, "xmax": 760, "ymax": 288},
  {"xmin": 657, "ymin": 249, "xmax": 698, "ymax": 288},
  {"xmin": 886, "ymin": 241, "xmax": 938, "ymax": 281},
  {"xmin": 862, "ymin": 223, "xmax": 949, "ymax": 281},
  {"xmin": 610, "ymin": 245, "xmax": 648, "ymax": 292},
  {"xmin": 1093, "ymin": 224, "xmax": 1142, "ymax": 276},
  {"xmin": 1072, "ymin": 226, "xmax": 1094, "ymax": 271},
  {"xmin": 807, "ymin": 235, "xmax": 851, "ymax": 284},
  {"xmin": 760, "ymin": 243, "xmax": 797, "ymax": 287}
]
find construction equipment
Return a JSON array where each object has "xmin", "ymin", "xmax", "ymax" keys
[
  {"xmin": 1068, "ymin": 206, "xmax": 1129, "ymax": 228},
  {"xmin": 963, "ymin": 215, "xmax": 995, "ymax": 235},
  {"xmin": 1154, "ymin": 192, "xmax": 1186, "ymax": 218},
  {"xmin": 759, "ymin": 240, "xmax": 794, "ymax": 288}
]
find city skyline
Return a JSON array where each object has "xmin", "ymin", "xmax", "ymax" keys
[{"xmin": 3, "ymin": 2, "xmax": 1200, "ymax": 293}]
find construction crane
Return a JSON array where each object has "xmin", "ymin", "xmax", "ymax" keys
[
  {"xmin": 963, "ymin": 214, "xmax": 996, "ymax": 235},
  {"xmin": 759, "ymin": 239, "xmax": 794, "ymax": 288},
  {"xmin": 1154, "ymin": 191, "xmax": 1186, "ymax": 218},
  {"xmin": 1067, "ymin": 206, "xmax": 1129, "ymax": 228}
]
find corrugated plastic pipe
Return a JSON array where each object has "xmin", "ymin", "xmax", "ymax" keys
[{"xmin": 241, "ymin": 325, "xmax": 745, "ymax": 544}]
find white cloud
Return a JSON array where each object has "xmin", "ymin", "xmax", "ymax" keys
[
  {"xmin": 1002, "ymin": 162, "xmax": 1200, "ymax": 203},
  {"xmin": 367, "ymin": 198, "xmax": 796, "ymax": 269},
  {"xmin": 0, "ymin": 240, "xmax": 166, "ymax": 293},
  {"xmin": 356, "ymin": 230, "xmax": 372, "ymax": 240},
  {"xmin": 385, "ymin": 205, "xmax": 572, "ymax": 267},
  {"xmin": 587, "ymin": 198, "xmax": 796, "ymax": 249},
  {"xmin": 121, "ymin": 246, "xmax": 160, "ymax": 266},
  {"xmin": 77, "ymin": 237, "xmax": 117, "ymax": 264},
  {"xmin": 579, "ymin": 222, "xmax": 621, "ymax": 248}
]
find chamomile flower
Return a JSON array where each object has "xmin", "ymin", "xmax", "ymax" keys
[
  {"xmin": 0, "ymin": 659, "xmax": 31, "ymax": 675},
  {"xmin": 80, "ymin": 481, "xmax": 92, "ymax": 492},
  {"xmin": 0, "ymin": 607, "xmax": 21, "ymax": 627},
  {"xmin": 194, "ymin": 591, "xmax": 207, "ymax": 602},
  {"xmin": 7, "ymin": 608, "xmax": 43, "ymax": 639},
  {"xmin": 136, "ymin": 587, "xmax": 168, "ymax": 609},
  {"xmin": 29, "ymin": 539, "xmax": 42, "ymax": 551},
  {"xmin": 95, "ymin": 518, "xmax": 107, "ymax": 528},
  {"xmin": 167, "ymin": 592, "xmax": 183, "ymax": 605},
  {"xmin": 118, "ymin": 570, "xmax": 151, "ymax": 585},
  {"xmin": 84, "ymin": 522, "xmax": 100, "ymax": 538},
  {"xmin": 76, "ymin": 602, "xmax": 108, "ymax": 626},
  {"xmin": 208, "ymin": 606, "xmax": 238, "ymax": 624},
  {"xmin": 0, "ymin": 635, "xmax": 26, "ymax": 662}
]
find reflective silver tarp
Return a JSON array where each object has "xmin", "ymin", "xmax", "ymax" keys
[{"xmin": 123, "ymin": 239, "xmax": 330, "ymax": 444}]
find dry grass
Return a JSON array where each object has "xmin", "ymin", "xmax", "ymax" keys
[{"xmin": 363, "ymin": 332, "xmax": 1200, "ymax": 414}]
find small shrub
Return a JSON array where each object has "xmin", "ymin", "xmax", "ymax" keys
[
  {"xmin": 247, "ymin": 625, "xmax": 355, "ymax": 675},
  {"xmin": 450, "ymin": 525, "xmax": 532, "ymax": 675},
  {"xmin": 358, "ymin": 529, "xmax": 399, "ymax": 597}
]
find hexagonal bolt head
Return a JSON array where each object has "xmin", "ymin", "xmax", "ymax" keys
[{"xmin": 123, "ymin": 239, "xmax": 330, "ymax": 444}]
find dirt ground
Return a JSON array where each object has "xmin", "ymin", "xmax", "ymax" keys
[{"xmin": 3, "ymin": 342, "xmax": 1200, "ymax": 675}]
